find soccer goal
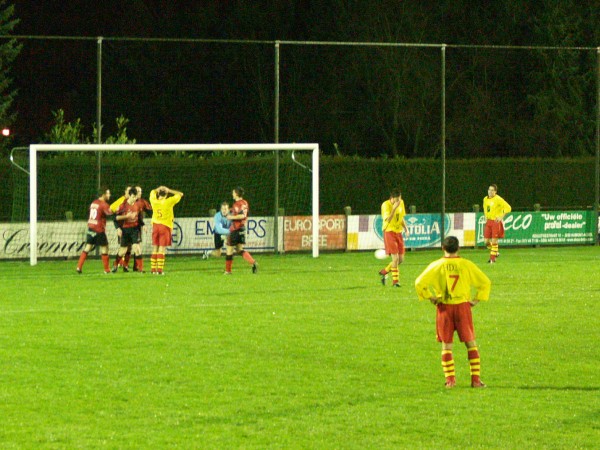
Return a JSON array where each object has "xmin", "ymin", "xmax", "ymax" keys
[{"xmin": 26, "ymin": 143, "xmax": 320, "ymax": 265}]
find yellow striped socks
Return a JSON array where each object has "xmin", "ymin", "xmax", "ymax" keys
[
  {"xmin": 468, "ymin": 346, "xmax": 481, "ymax": 382},
  {"xmin": 442, "ymin": 350, "xmax": 455, "ymax": 379}
]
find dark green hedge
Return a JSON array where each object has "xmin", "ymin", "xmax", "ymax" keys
[
  {"xmin": 320, "ymin": 157, "xmax": 596, "ymax": 214},
  {"xmin": 2, "ymin": 156, "xmax": 596, "ymax": 222}
]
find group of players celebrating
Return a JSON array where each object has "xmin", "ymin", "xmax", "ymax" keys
[
  {"xmin": 111, "ymin": 185, "xmax": 152, "ymax": 273},
  {"xmin": 75, "ymin": 185, "xmax": 257, "ymax": 276}
]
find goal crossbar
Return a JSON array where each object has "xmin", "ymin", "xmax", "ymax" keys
[{"xmin": 28, "ymin": 143, "xmax": 320, "ymax": 265}]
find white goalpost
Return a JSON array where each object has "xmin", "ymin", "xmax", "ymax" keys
[{"xmin": 28, "ymin": 143, "xmax": 320, "ymax": 265}]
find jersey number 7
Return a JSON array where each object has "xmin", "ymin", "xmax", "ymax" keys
[{"xmin": 449, "ymin": 275, "xmax": 459, "ymax": 291}]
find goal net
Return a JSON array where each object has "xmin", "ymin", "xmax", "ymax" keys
[{"xmin": 22, "ymin": 143, "xmax": 319, "ymax": 265}]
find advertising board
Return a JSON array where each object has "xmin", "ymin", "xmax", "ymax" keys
[{"xmin": 476, "ymin": 211, "xmax": 594, "ymax": 246}]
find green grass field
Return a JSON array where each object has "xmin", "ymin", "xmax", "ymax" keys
[{"xmin": 0, "ymin": 247, "xmax": 598, "ymax": 448}]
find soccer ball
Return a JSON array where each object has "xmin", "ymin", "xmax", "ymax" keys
[{"xmin": 374, "ymin": 249, "xmax": 387, "ymax": 260}]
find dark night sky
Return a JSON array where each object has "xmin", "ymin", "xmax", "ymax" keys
[
  {"xmin": 12, "ymin": 1, "xmax": 267, "ymax": 38},
  {"xmin": 13, "ymin": 1, "xmax": 227, "ymax": 36},
  {"xmin": 14, "ymin": 1, "xmax": 124, "ymax": 36},
  {"xmin": 6, "ymin": 1, "xmax": 599, "ymax": 156},
  {"xmin": 8, "ymin": 1, "xmax": 317, "ymax": 145},
  {"xmin": 10, "ymin": 1, "xmax": 244, "ymax": 145}
]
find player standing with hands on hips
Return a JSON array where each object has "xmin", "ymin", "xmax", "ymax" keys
[
  {"xmin": 415, "ymin": 236, "xmax": 491, "ymax": 389},
  {"xmin": 224, "ymin": 187, "xmax": 257, "ymax": 275},
  {"xmin": 483, "ymin": 184, "xmax": 511, "ymax": 264},
  {"xmin": 378, "ymin": 188, "xmax": 409, "ymax": 287}
]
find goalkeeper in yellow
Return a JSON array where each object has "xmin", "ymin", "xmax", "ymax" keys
[
  {"xmin": 378, "ymin": 189, "xmax": 409, "ymax": 287},
  {"xmin": 415, "ymin": 236, "xmax": 491, "ymax": 389},
  {"xmin": 483, "ymin": 184, "xmax": 511, "ymax": 263}
]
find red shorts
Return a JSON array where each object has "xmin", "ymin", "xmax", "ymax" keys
[
  {"xmin": 484, "ymin": 219, "xmax": 505, "ymax": 239},
  {"xmin": 436, "ymin": 302, "xmax": 475, "ymax": 343},
  {"xmin": 152, "ymin": 223, "xmax": 172, "ymax": 247},
  {"xmin": 383, "ymin": 231, "xmax": 405, "ymax": 255}
]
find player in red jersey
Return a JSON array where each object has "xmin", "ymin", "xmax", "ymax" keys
[
  {"xmin": 112, "ymin": 187, "xmax": 146, "ymax": 272},
  {"xmin": 131, "ymin": 185, "xmax": 152, "ymax": 271},
  {"xmin": 110, "ymin": 186, "xmax": 131, "ymax": 272},
  {"xmin": 224, "ymin": 187, "xmax": 257, "ymax": 275},
  {"xmin": 112, "ymin": 185, "xmax": 153, "ymax": 272},
  {"xmin": 76, "ymin": 188, "xmax": 114, "ymax": 274}
]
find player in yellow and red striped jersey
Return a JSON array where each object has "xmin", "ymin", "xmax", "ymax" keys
[
  {"xmin": 378, "ymin": 188, "xmax": 409, "ymax": 287},
  {"xmin": 415, "ymin": 236, "xmax": 491, "ymax": 389},
  {"xmin": 483, "ymin": 184, "xmax": 511, "ymax": 263}
]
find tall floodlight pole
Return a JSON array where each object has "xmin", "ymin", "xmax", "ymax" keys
[
  {"xmin": 441, "ymin": 44, "xmax": 447, "ymax": 241},
  {"xmin": 273, "ymin": 41, "xmax": 281, "ymax": 254},
  {"xmin": 96, "ymin": 37, "xmax": 103, "ymax": 192},
  {"xmin": 595, "ymin": 47, "xmax": 600, "ymax": 245},
  {"xmin": 274, "ymin": 41, "xmax": 280, "ymax": 144}
]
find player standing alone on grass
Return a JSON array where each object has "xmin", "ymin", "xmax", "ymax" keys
[
  {"xmin": 483, "ymin": 184, "xmax": 511, "ymax": 264},
  {"xmin": 76, "ymin": 188, "xmax": 114, "ymax": 274},
  {"xmin": 378, "ymin": 189, "xmax": 409, "ymax": 287},
  {"xmin": 415, "ymin": 236, "xmax": 491, "ymax": 389},
  {"xmin": 149, "ymin": 186, "xmax": 183, "ymax": 275},
  {"xmin": 224, "ymin": 187, "xmax": 257, "ymax": 275}
]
